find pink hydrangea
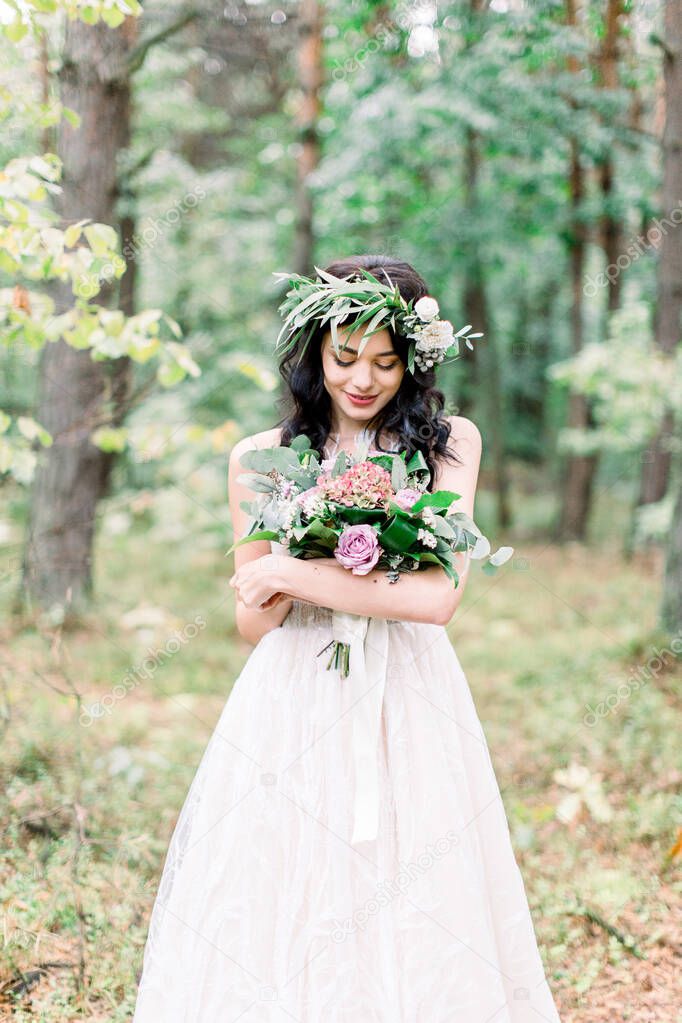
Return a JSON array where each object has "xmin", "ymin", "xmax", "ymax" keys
[{"xmin": 316, "ymin": 460, "xmax": 393, "ymax": 509}]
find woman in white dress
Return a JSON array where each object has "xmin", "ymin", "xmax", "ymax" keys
[{"xmin": 132, "ymin": 256, "xmax": 561, "ymax": 1022}]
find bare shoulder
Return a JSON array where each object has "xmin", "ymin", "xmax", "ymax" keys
[
  {"xmin": 445, "ymin": 415, "xmax": 482, "ymax": 456},
  {"xmin": 432, "ymin": 416, "xmax": 482, "ymax": 511},
  {"xmin": 230, "ymin": 426, "xmax": 284, "ymax": 464}
]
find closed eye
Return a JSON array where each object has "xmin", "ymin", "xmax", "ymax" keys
[{"xmin": 334, "ymin": 356, "xmax": 398, "ymax": 371}]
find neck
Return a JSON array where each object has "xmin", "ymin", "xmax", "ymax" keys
[{"xmin": 328, "ymin": 409, "xmax": 376, "ymax": 441}]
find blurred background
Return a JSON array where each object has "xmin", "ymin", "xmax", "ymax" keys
[{"xmin": 0, "ymin": 0, "xmax": 681, "ymax": 1020}]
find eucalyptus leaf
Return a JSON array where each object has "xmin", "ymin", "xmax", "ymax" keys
[
  {"xmin": 236, "ymin": 472, "xmax": 277, "ymax": 493},
  {"xmin": 489, "ymin": 545, "xmax": 514, "ymax": 566},
  {"xmin": 471, "ymin": 534, "xmax": 491, "ymax": 559},
  {"xmin": 270, "ymin": 447, "xmax": 303, "ymax": 472},
  {"xmin": 238, "ymin": 449, "xmax": 274, "ymax": 472},
  {"xmin": 431, "ymin": 516, "xmax": 456, "ymax": 539},
  {"xmin": 290, "ymin": 434, "xmax": 312, "ymax": 452},
  {"xmin": 391, "ymin": 456, "xmax": 408, "ymax": 491}
]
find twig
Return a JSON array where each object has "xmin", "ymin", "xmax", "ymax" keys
[
  {"xmin": 127, "ymin": 8, "xmax": 201, "ymax": 75},
  {"xmin": 568, "ymin": 902, "xmax": 646, "ymax": 959}
]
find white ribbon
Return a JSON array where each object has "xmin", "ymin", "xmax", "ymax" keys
[{"xmin": 329, "ymin": 609, "xmax": 390, "ymax": 845}]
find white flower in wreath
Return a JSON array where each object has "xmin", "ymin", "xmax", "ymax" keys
[
  {"xmin": 414, "ymin": 319, "xmax": 456, "ymax": 353},
  {"xmin": 414, "ymin": 296, "xmax": 440, "ymax": 321}
]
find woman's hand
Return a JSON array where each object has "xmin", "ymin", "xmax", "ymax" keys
[{"xmin": 229, "ymin": 554, "xmax": 289, "ymax": 612}]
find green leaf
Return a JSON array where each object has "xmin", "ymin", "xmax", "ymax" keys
[
  {"xmin": 64, "ymin": 220, "xmax": 89, "ymax": 247},
  {"xmin": 235, "ymin": 471, "xmax": 277, "ymax": 493},
  {"xmin": 489, "ymin": 545, "xmax": 514, "ymax": 566},
  {"xmin": 163, "ymin": 314, "xmax": 183, "ymax": 339},
  {"xmin": 17, "ymin": 416, "xmax": 52, "ymax": 447},
  {"xmin": 405, "ymin": 449, "xmax": 429, "ymax": 474},
  {"xmin": 407, "ymin": 345, "xmax": 416, "ymax": 373},
  {"xmin": 62, "ymin": 107, "xmax": 81, "ymax": 128},
  {"xmin": 91, "ymin": 426, "xmax": 127, "ymax": 452},
  {"xmin": 238, "ymin": 449, "xmax": 272, "ymax": 472},
  {"xmin": 410, "ymin": 490, "xmax": 460, "ymax": 513},
  {"xmin": 101, "ymin": 6, "xmax": 126, "ymax": 26},
  {"xmin": 226, "ymin": 528, "xmax": 278, "ymax": 553},
  {"xmin": 84, "ymin": 222, "xmax": 119, "ymax": 256},
  {"xmin": 5, "ymin": 20, "xmax": 28, "ymax": 43},
  {"xmin": 300, "ymin": 519, "xmax": 339, "ymax": 544},
  {"xmin": 379, "ymin": 514, "xmax": 420, "ymax": 552},
  {"xmin": 431, "ymin": 516, "xmax": 456, "ymax": 539},
  {"xmin": 391, "ymin": 455, "xmax": 408, "ymax": 491},
  {"xmin": 271, "ymin": 446, "xmax": 302, "ymax": 472},
  {"xmin": 156, "ymin": 362, "xmax": 185, "ymax": 388},
  {"xmin": 333, "ymin": 505, "xmax": 385, "ymax": 525}
]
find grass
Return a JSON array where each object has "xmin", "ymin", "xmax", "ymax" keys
[{"xmin": 1, "ymin": 476, "xmax": 680, "ymax": 1022}]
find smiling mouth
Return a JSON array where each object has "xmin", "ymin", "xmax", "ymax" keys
[{"xmin": 345, "ymin": 392, "xmax": 378, "ymax": 401}]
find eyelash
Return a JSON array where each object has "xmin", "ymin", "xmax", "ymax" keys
[{"xmin": 333, "ymin": 356, "xmax": 397, "ymax": 371}]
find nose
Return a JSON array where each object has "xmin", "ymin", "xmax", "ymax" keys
[{"xmin": 349, "ymin": 361, "xmax": 375, "ymax": 392}]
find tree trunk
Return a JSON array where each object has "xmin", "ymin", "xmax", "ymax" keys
[
  {"xmin": 557, "ymin": 0, "xmax": 598, "ymax": 542},
  {"xmin": 463, "ymin": 125, "xmax": 511, "ymax": 529},
  {"xmin": 639, "ymin": 0, "xmax": 682, "ymax": 508},
  {"xmin": 293, "ymin": 0, "xmax": 323, "ymax": 275},
  {"xmin": 597, "ymin": 0, "xmax": 625, "ymax": 315},
  {"xmin": 660, "ymin": 0, "xmax": 682, "ymax": 631},
  {"xmin": 661, "ymin": 456, "xmax": 682, "ymax": 631},
  {"xmin": 20, "ymin": 18, "xmax": 136, "ymax": 620}
]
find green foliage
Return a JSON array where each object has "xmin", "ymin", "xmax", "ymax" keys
[
  {"xmin": 0, "ymin": 0, "xmax": 199, "ymax": 485},
  {"xmin": 549, "ymin": 300, "xmax": 682, "ymax": 454}
]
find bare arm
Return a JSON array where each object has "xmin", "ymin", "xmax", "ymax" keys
[
  {"xmin": 275, "ymin": 557, "xmax": 458, "ymax": 627},
  {"xmin": 228, "ymin": 431, "xmax": 292, "ymax": 645}
]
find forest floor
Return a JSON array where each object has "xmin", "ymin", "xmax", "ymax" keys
[{"xmin": 1, "ymin": 486, "xmax": 681, "ymax": 1022}]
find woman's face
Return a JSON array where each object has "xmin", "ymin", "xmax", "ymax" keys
[{"xmin": 320, "ymin": 325, "xmax": 405, "ymax": 426}]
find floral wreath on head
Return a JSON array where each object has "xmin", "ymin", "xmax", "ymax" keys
[{"xmin": 272, "ymin": 265, "xmax": 483, "ymax": 374}]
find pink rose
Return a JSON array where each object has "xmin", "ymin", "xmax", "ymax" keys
[
  {"xmin": 334, "ymin": 524, "xmax": 382, "ymax": 575},
  {"xmin": 394, "ymin": 487, "xmax": 421, "ymax": 511}
]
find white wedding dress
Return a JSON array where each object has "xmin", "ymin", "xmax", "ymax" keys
[{"xmin": 132, "ymin": 430, "xmax": 561, "ymax": 1022}]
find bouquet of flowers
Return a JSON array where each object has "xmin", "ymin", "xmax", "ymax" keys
[{"xmin": 227, "ymin": 433, "xmax": 513, "ymax": 675}]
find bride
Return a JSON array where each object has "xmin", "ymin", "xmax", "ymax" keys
[{"xmin": 132, "ymin": 256, "xmax": 561, "ymax": 1022}]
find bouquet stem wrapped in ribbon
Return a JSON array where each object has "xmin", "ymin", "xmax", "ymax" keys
[{"xmin": 321, "ymin": 609, "xmax": 391, "ymax": 844}]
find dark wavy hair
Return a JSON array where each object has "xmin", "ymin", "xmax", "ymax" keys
[{"xmin": 275, "ymin": 255, "xmax": 463, "ymax": 487}]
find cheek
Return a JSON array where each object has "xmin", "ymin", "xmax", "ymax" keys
[
  {"xmin": 321, "ymin": 357, "xmax": 345, "ymax": 389},
  {"xmin": 382, "ymin": 368, "xmax": 404, "ymax": 395}
]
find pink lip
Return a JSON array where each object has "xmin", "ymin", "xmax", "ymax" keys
[{"xmin": 345, "ymin": 392, "xmax": 378, "ymax": 405}]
